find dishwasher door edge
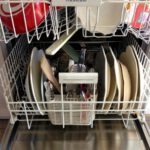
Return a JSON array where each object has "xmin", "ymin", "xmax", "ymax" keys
[
  {"xmin": 1, "ymin": 118, "xmax": 150, "ymax": 150},
  {"xmin": 1, "ymin": 121, "xmax": 18, "ymax": 150}
]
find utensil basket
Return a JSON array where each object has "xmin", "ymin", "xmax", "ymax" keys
[{"xmin": 47, "ymin": 73, "xmax": 98, "ymax": 126}]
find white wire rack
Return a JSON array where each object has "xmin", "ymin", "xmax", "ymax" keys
[
  {"xmin": 0, "ymin": 0, "xmax": 150, "ymax": 43},
  {"xmin": 0, "ymin": 34, "xmax": 150, "ymax": 129},
  {"xmin": 0, "ymin": 0, "xmax": 76, "ymax": 43},
  {"xmin": 47, "ymin": 73, "xmax": 97, "ymax": 127}
]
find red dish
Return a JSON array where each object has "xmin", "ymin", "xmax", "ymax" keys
[
  {"xmin": 131, "ymin": 4, "xmax": 150, "ymax": 29},
  {"xmin": 0, "ymin": 2, "xmax": 50, "ymax": 34}
]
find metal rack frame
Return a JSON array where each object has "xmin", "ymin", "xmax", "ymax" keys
[
  {"xmin": 0, "ymin": 0, "xmax": 150, "ymax": 43},
  {"xmin": 0, "ymin": 0, "xmax": 76, "ymax": 43},
  {"xmin": 0, "ymin": 34, "xmax": 149, "ymax": 129}
]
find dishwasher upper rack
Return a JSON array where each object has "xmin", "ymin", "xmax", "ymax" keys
[
  {"xmin": 0, "ymin": 0, "xmax": 150, "ymax": 44},
  {"xmin": 0, "ymin": 0, "xmax": 76, "ymax": 43},
  {"xmin": 0, "ymin": 33, "xmax": 150, "ymax": 129}
]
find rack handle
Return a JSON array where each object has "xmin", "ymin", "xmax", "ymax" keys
[{"xmin": 59, "ymin": 73, "xmax": 98, "ymax": 84}]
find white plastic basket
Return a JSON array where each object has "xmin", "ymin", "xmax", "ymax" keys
[
  {"xmin": 47, "ymin": 73, "xmax": 98, "ymax": 126},
  {"xmin": 47, "ymin": 95, "xmax": 96, "ymax": 126}
]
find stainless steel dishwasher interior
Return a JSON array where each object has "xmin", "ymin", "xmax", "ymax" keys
[
  {"xmin": 2, "ymin": 118, "xmax": 147, "ymax": 150},
  {"xmin": 1, "ymin": 32, "xmax": 150, "ymax": 150}
]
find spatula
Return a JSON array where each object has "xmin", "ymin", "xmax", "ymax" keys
[{"xmin": 40, "ymin": 54, "xmax": 61, "ymax": 93}]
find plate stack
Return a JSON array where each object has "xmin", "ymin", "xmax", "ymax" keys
[{"xmin": 95, "ymin": 45, "xmax": 144, "ymax": 114}]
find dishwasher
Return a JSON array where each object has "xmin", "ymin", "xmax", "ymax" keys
[{"xmin": 0, "ymin": 0, "xmax": 150, "ymax": 150}]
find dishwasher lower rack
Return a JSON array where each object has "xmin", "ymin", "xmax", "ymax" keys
[{"xmin": 0, "ymin": 34, "xmax": 150, "ymax": 129}]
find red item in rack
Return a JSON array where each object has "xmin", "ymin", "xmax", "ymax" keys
[
  {"xmin": 0, "ymin": 2, "xmax": 50, "ymax": 34},
  {"xmin": 0, "ymin": 1, "xmax": 62, "ymax": 34},
  {"xmin": 131, "ymin": 4, "xmax": 150, "ymax": 29}
]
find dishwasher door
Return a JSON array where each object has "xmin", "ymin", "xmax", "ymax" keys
[{"xmin": 1, "ymin": 115, "xmax": 150, "ymax": 150}]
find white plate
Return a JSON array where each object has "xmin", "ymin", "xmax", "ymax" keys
[
  {"xmin": 101, "ymin": 47, "xmax": 111, "ymax": 110},
  {"xmin": 119, "ymin": 61, "xmax": 131, "ymax": 110},
  {"xmin": 30, "ymin": 48, "xmax": 45, "ymax": 115},
  {"xmin": 103, "ymin": 67, "xmax": 117, "ymax": 113},
  {"xmin": 119, "ymin": 45, "xmax": 138, "ymax": 109},
  {"xmin": 76, "ymin": 3, "xmax": 123, "ymax": 35},
  {"xmin": 25, "ymin": 67, "xmax": 37, "ymax": 110},
  {"xmin": 109, "ymin": 47, "xmax": 123, "ymax": 109},
  {"xmin": 131, "ymin": 45, "xmax": 144, "ymax": 109}
]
